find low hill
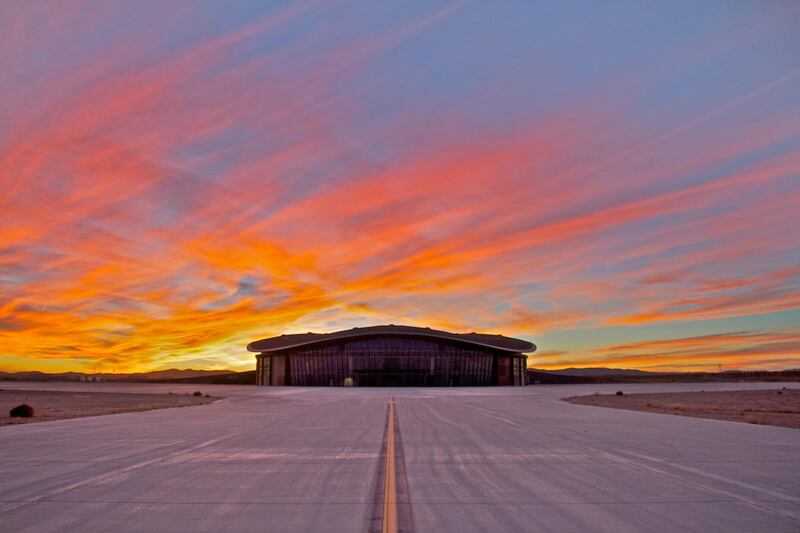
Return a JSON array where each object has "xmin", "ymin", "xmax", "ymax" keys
[
  {"xmin": 119, "ymin": 369, "xmax": 233, "ymax": 380},
  {"xmin": 537, "ymin": 367, "xmax": 655, "ymax": 377},
  {"xmin": 528, "ymin": 368, "xmax": 800, "ymax": 384},
  {"xmin": 165, "ymin": 370, "xmax": 256, "ymax": 385},
  {"xmin": 0, "ymin": 368, "xmax": 235, "ymax": 383}
]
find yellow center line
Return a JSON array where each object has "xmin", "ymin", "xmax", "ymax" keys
[{"xmin": 382, "ymin": 395, "xmax": 397, "ymax": 533}]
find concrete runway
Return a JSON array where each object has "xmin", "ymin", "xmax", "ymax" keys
[{"xmin": 1, "ymin": 382, "xmax": 798, "ymax": 532}]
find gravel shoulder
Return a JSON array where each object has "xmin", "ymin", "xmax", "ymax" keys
[
  {"xmin": 1, "ymin": 388, "xmax": 218, "ymax": 425},
  {"xmin": 564, "ymin": 387, "xmax": 800, "ymax": 429}
]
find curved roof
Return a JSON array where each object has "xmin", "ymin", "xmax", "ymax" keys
[{"xmin": 247, "ymin": 324, "xmax": 536, "ymax": 353}]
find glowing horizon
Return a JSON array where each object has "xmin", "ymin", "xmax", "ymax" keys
[{"xmin": 1, "ymin": 2, "xmax": 799, "ymax": 374}]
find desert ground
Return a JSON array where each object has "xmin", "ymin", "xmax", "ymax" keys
[
  {"xmin": 0, "ymin": 382, "xmax": 798, "ymax": 532},
  {"xmin": 0, "ymin": 388, "xmax": 217, "ymax": 426},
  {"xmin": 565, "ymin": 388, "xmax": 800, "ymax": 429}
]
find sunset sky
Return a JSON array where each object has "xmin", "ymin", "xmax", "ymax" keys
[{"xmin": 1, "ymin": 1, "xmax": 799, "ymax": 374}]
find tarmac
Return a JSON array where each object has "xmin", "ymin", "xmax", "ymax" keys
[{"xmin": 0, "ymin": 382, "xmax": 798, "ymax": 532}]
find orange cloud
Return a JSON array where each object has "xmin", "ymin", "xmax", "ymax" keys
[{"xmin": 535, "ymin": 329, "xmax": 800, "ymax": 372}]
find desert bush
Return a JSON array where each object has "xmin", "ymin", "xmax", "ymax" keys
[
  {"xmin": 193, "ymin": 391, "xmax": 202, "ymax": 396},
  {"xmin": 10, "ymin": 404, "xmax": 34, "ymax": 418}
]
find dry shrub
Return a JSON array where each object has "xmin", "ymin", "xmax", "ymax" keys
[{"xmin": 10, "ymin": 404, "xmax": 34, "ymax": 418}]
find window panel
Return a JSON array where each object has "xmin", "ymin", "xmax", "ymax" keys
[{"xmin": 287, "ymin": 336, "xmax": 502, "ymax": 386}]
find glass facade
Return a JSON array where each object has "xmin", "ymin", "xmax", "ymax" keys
[
  {"xmin": 281, "ymin": 336, "xmax": 495, "ymax": 386},
  {"xmin": 256, "ymin": 335, "xmax": 529, "ymax": 386}
]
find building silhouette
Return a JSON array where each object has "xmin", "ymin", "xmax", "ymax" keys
[{"xmin": 249, "ymin": 324, "xmax": 535, "ymax": 386}]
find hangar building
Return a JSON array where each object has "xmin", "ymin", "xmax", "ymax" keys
[{"xmin": 248, "ymin": 324, "xmax": 535, "ymax": 386}]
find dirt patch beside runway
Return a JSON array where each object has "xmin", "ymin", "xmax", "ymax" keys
[
  {"xmin": 564, "ymin": 388, "xmax": 800, "ymax": 429},
  {"xmin": 1, "ymin": 389, "xmax": 218, "ymax": 425}
]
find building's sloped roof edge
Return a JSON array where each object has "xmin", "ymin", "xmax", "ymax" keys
[{"xmin": 247, "ymin": 324, "xmax": 536, "ymax": 353}]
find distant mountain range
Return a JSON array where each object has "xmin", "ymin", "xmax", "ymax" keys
[
  {"xmin": 532, "ymin": 367, "xmax": 655, "ymax": 376},
  {"xmin": 3, "ymin": 366, "xmax": 797, "ymax": 385},
  {"xmin": 528, "ymin": 367, "xmax": 800, "ymax": 384},
  {"xmin": 3, "ymin": 367, "xmax": 654, "ymax": 381},
  {"xmin": 0, "ymin": 368, "xmax": 235, "ymax": 382}
]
